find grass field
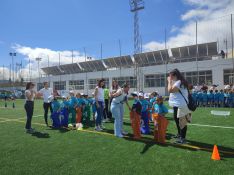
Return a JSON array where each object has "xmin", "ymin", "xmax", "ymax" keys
[{"xmin": 0, "ymin": 99, "xmax": 234, "ymax": 175}]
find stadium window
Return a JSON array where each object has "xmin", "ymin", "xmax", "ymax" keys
[
  {"xmin": 113, "ymin": 76, "xmax": 137, "ymax": 88},
  {"xmin": 224, "ymin": 69, "xmax": 234, "ymax": 85},
  {"xmin": 88, "ymin": 78, "xmax": 109, "ymax": 89},
  {"xmin": 69, "ymin": 80, "xmax": 84, "ymax": 90},
  {"xmin": 144, "ymin": 74, "xmax": 165, "ymax": 88},
  {"xmin": 53, "ymin": 81, "xmax": 66, "ymax": 90},
  {"xmin": 183, "ymin": 70, "xmax": 212, "ymax": 85}
]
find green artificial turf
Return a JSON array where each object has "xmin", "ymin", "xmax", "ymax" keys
[{"xmin": 0, "ymin": 99, "xmax": 234, "ymax": 175}]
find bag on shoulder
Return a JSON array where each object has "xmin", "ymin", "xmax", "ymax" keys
[{"xmin": 179, "ymin": 89, "xmax": 197, "ymax": 112}]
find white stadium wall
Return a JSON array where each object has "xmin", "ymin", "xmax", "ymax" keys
[{"xmin": 35, "ymin": 58, "xmax": 234, "ymax": 96}]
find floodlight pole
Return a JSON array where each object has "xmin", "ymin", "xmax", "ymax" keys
[
  {"xmin": 36, "ymin": 57, "xmax": 42, "ymax": 83},
  {"xmin": 231, "ymin": 14, "xmax": 234, "ymax": 77},
  {"xmin": 130, "ymin": 0, "xmax": 144, "ymax": 91},
  {"xmin": 9, "ymin": 52, "xmax": 16, "ymax": 83},
  {"xmin": 195, "ymin": 21, "xmax": 199, "ymax": 85},
  {"xmin": 84, "ymin": 47, "xmax": 88, "ymax": 94}
]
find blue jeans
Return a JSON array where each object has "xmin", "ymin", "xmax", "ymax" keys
[
  {"xmin": 95, "ymin": 101, "xmax": 104, "ymax": 126},
  {"xmin": 111, "ymin": 103, "xmax": 122, "ymax": 137}
]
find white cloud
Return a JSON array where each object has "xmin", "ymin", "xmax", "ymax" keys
[
  {"xmin": 143, "ymin": 0, "xmax": 234, "ymax": 53},
  {"xmin": 0, "ymin": 44, "xmax": 92, "ymax": 80}
]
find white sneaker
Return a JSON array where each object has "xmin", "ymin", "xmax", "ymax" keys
[
  {"xmin": 117, "ymin": 134, "xmax": 124, "ymax": 138},
  {"xmin": 122, "ymin": 131, "xmax": 128, "ymax": 135},
  {"xmin": 95, "ymin": 126, "xmax": 103, "ymax": 131}
]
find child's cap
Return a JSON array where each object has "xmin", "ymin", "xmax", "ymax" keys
[
  {"xmin": 156, "ymin": 96, "xmax": 163, "ymax": 101},
  {"xmin": 48, "ymin": 95, "xmax": 54, "ymax": 102},
  {"xmin": 69, "ymin": 90, "xmax": 74, "ymax": 94},
  {"xmin": 224, "ymin": 85, "xmax": 231, "ymax": 90},
  {"xmin": 138, "ymin": 92, "xmax": 144, "ymax": 97},
  {"xmin": 62, "ymin": 96, "xmax": 66, "ymax": 99},
  {"xmin": 131, "ymin": 91, "xmax": 138, "ymax": 97},
  {"xmin": 92, "ymin": 92, "xmax": 95, "ymax": 95},
  {"xmin": 80, "ymin": 93, "xmax": 84, "ymax": 96},
  {"xmin": 144, "ymin": 93, "xmax": 150, "ymax": 99}
]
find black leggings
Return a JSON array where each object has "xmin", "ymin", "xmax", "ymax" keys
[
  {"xmin": 43, "ymin": 102, "xmax": 52, "ymax": 125},
  {"xmin": 24, "ymin": 101, "xmax": 34, "ymax": 129},
  {"xmin": 173, "ymin": 107, "xmax": 187, "ymax": 139}
]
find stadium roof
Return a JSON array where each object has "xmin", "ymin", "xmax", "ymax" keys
[
  {"xmin": 103, "ymin": 55, "xmax": 133, "ymax": 68},
  {"xmin": 133, "ymin": 49, "xmax": 169, "ymax": 67},
  {"xmin": 41, "ymin": 42, "xmax": 219, "ymax": 75},
  {"xmin": 79, "ymin": 60, "xmax": 106, "ymax": 72},
  {"xmin": 171, "ymin": 42, "xmax": 218, "ymax": 63}
]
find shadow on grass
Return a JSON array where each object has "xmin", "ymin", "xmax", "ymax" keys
[
  {"xmin": 31, "ymin": 131, "xmax": 50, "ymax": 138},
  {"xmin": 123, "ymin": 134, "xmax": 234, "ymax": 158}
]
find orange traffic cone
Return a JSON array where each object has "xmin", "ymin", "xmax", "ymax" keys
[{"xmin": 211, "ymin": 145, "xmax": 220, "ymax": 160}]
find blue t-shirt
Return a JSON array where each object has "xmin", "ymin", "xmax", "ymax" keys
[
  {"xmin": 69, "ymin": 96, "xmax": 78, "ymax": 108},
  {"xmin": 208, "ymin": 93, "xmax": 214, "ymax": 100},
  {"xmin": 192, "ymin": 92, "xmax": 197, "ymax": 101},
  {"xmin": 77, "ymin": 98, "xmax": 86, "ymax": 107},
  {"xmin": 214, "ymin": 92, "xmax": 219, "ymax": 101},
  {"xmin": 149, "ymin": 97, "xmax": 156, "ymax": 109},
  {"xmin": 61, "ymin": 100, "xmax": 70, "ymax": 108},
  {"xmin": 202, "ymin": 92, "xmax": 208, "ymax": 101},
  {"xmin": 52, "ymin": 100, "xmax": 61, "ymax": 112},
  {"xmin": 218, "ymin": 92, "xmax": 224, "ymax": 101},
  {"xmin": 154, "ymin": 103, "xmax": 168, "ymax": 115},
  {"xmin": 198, "ymin": 92, "xmax": 203, "ymax": 100},
  {"xmin": 139, "ymin": 99, "xmax": 149, "ymax": 112},
  {"xmin": 132, "ymin": 99, "xmax": 142, "ymax": 115}
]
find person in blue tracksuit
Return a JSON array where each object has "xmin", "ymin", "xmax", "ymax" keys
[
  {"xmin": 61, "ymin": 96, "xmax": 70, "ymax": 127},
  {"xmin": 149, "ymin": 92, "xmax": 157, "ymax": 117},
  {"xmin": 224, "ymin": 90, "xmax": 229, "ymax": 107},
  {"xmin": 228, "ymin": 91, "xmax": 234, "ymax": 107},
  {"xmin": 51, "ymin": 97, "xmax": 61, "ymax": 128},
  {"xmin": 191, "ymin": 90, "xmax": 198, "ymax": 106},
  {"xmin": 218, "ymin": 90, "xmax": 224, "ymax": 107},
  {"xmin": 69, "ymin": 91, "xmax": 78, "ymax": 124},
  {"xmin": 226, "ymin": 91, "xmax": 232, "ymax": 107},
  {"xmin": 202, "ymin": 91, "xmax": 208, "ymax": 107},
  {"xmin": 213, "ymin": 90, "xmax": 219, "ymax": 107},
  {"xmin": 139, "ymin": 92, "xmax": 150, "ymax": 134},
  {"xmin": 207, "ymin": 90, "xmax": 214, "ymax": 107},
  {"xmin": 197, "ymin": 91, "xmax": 203, "ymax": 107}
]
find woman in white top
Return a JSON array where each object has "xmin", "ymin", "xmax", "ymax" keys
[
  {"xmin": 24, "ymin": 82, "xmax": 36, "ymax": 133},
  {"xmin": 110, "ymin": 83, "xmax": 131, "ymax": 138},
  {"xmin": 109, "ymin": 80, "xmax": 119, "ymax": 119},
  {"xmin": 94, "ymin": 79, "xmax": 105, "ymax": 131},
  {"xmin": 168, "ymin": 69, "xmax": 190, "ymax": 144}
]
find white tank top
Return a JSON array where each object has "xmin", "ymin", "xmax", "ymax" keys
[{"xmin": 96, "ymin": 87, "xmax": 104, "ymax": 102}]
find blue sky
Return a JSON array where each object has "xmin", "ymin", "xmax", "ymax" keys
[
  {"xmin": 0, "ymin": 0, "xmax": 187, "ymax": 65},
  {"xmin": 0, "ymin": 0, "xmax": 233, "ymax": 79}
]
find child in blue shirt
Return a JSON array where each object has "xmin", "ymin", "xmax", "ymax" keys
[
  {"xmin": 61, "ymin": 96, "xmax": 70, "ymax": 127},
  {"xmin": 191, "ymin": 90, "xmax": 198, "ymax": 106},
  {"xmin": 69, "ymin": 91, "xmax": 78, "ymax": 124},
  {"xmin": 218, "ymin": 90, "xmax": 224, "ymax": 107},
  {"xmin": 198, "ymin": 91, "xmax": 203, "ymax": 107},
  {"xmin": 214, "ymin": 90, "xmax": 219, "ymax": 107},
  {"xmin": 152, "ymin": 96, "xmax": 169, "ymax": 144},
  {"xmin": 139, "ymin": 92, "xmax": 150, "ymax": 134},
  {"xmin": 207, "ymin": 90, "xmax": 214, "ymax": 107},
  {"xmin": 51, "ymin": 97, "xmax": 61, "ymax": 128},
  {"xmin": 202, "ymin": 91, "xmax": 208, "ymax": 107}
]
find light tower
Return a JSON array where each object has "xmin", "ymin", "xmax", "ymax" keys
[
  {"xmin": 130, "ymin": 0, "xmax": 144, "ymax": 54},
  {"xmin": 129, "ymin": 0, "xmax": 144, "ymax": 91},
  {"xmin": 36, "ymin": 57, "xmax": 42, "ymax": 83}
]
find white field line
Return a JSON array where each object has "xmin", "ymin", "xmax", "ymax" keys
[{"xmin": 123, "ymin": 115, "xmax": 234, "ymax": 130}]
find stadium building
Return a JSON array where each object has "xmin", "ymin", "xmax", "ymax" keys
[{"xmin": 35, "ymin": 41, "xmax": 234, "ymax": 96}]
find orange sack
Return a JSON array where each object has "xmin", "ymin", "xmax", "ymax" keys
[
  {"xmin": 76, "ymin": 107, "xmax": 82, "ymax": 123},
  {"xmin": 152, "ymin": 113, "xmax": 169, "ymax": 144},
  {"xmin": 130, "ymin": 111, "xmax": 141, "ymax": 139}
]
